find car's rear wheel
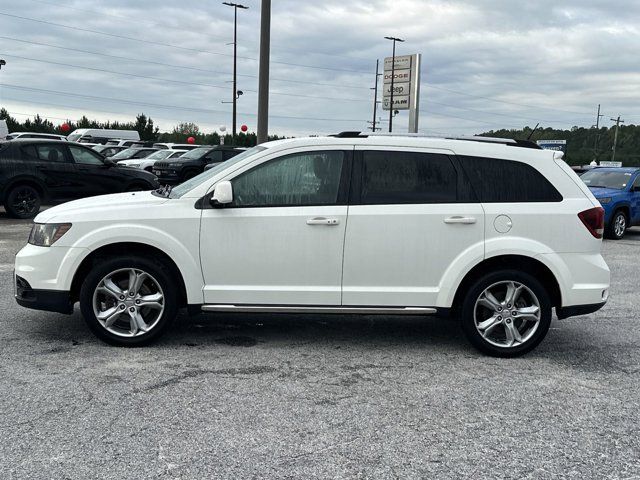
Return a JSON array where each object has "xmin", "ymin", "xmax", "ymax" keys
[
  {"xmin": 606, "ymin": 210, "xmax": 627, "ymax": 240},
  {"xmin": 4, "ymin": 184, "xmax": 42, "ymax": 219},
  {"xmin": 460, "ymin": 270, "xmax": 552, "ymax": 357},
  {"xmin": 79, "ymin": 255, "xmax": 179, "ymax": 346}
]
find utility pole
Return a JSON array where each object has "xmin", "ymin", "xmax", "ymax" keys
[
  {"xmin": 610, "ymin": 115, "xmax": 625, "ymax": 162},
  {"xmin": 369, "ymin": 60, "xmax": 381, "ymax": 132},
  {"xmin": 223, "ymin": 2, "xmax": 248, "ymax": 143},
  {"xmin": 257, "ymin": 0, "xmax": 271, "ymax": 144},
  {"xmin": 384, "ymin": 36, "xmax": 404, "ymax": 133},
  {"xmin": 592, "ymin": 104, "xmax": 603, "ymax": 161}
]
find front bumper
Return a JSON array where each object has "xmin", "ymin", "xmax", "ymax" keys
[
  {"xmin": 153, "ymin": 168, "xmax": 182, "ymax": 185},
  {"xmin": 15, "ymin": 275, "xmax": 73, "ymax": 314}
]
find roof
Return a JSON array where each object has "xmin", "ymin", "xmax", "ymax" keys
[{"xmin": 261, "ymin": 133, "xmax": 555, "ymax": 163}]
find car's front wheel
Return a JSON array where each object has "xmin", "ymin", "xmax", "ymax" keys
[
  {"xmin": 460, "ymin": 270, "xmax": 552, "ymax": 357},
  {"xmin": 79, "ymin": 255, "xmax": 179, "ymax": 346},
  {"xmin": 4, "ymin": 184, "xmax": 42, "ymax": 219},
  {"xmin": 606, "ymin": 210, "xmax": 627, "ymax": 240}
]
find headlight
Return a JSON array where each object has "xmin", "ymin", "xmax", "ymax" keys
[
  {"xmin": 598, "ymin": 197, "xmax": 612, "ymax": 204},
  {"xmin": 128, "ymin": 163, "xmax": 141, "ymax": 168},
  {"xmin": 28, "ymin": 223, "xmax": 72, "ymax": 247}
]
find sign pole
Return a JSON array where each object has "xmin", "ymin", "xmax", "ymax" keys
[{"xmin": 408, "ymin": 53, "xmax": 421, "ymax": 133}]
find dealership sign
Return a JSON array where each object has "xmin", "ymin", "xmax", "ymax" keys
[
  {"xmin": 537, "ymin": 139, "xmax": 567, "ymax": 153},
  {"xmin": 382, "ymin": 53, "xmax": 421, "ymax": 133}
]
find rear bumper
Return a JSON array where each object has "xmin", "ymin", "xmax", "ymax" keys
[
  {"xmin": 15, "ymin": 275, "xmax": 73, "ymax": 314},
  {"xmin": 556, "ymin": 301, "xmax": 606, "ymax": 320}
]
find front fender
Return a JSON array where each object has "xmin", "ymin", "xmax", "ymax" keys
[{"xmin": 68, "ymin": 223, "xmax": 204, "ymax": 304}]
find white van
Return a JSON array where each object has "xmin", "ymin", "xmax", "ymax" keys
[
  {"xmin": 67, "ymin": 129, "xmax": 140, "ymax": 143},
  {"xmin": 0, "ymin": 120, "xmax": 8, "ymax": 140}
]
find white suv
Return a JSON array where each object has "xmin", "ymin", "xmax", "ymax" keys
[{"xmin": 14, "ymin": 133, "xmax": 610, "ymax": 356}]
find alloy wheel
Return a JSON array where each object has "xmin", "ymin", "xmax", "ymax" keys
[
  {"xmin": 12, "ymin": 188, "xmax": 38, "ymax": 216},
  {"xmin": 474, "ymin": 280, "xmax": 541, "ymax": 348},
  {"xmin": 614, "ymin": 213, "xmax": 626, "ymax": 238},
  {"xmin": 92, "ymin": 268, "xmax": 165, "ymax": 337}
]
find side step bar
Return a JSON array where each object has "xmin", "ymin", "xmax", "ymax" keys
[{"xmin": 201, "ymin": 305, "xmax": 437, "ymax": 315}]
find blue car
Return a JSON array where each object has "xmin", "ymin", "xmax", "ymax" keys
[{"xmin": 581, "ymin": 167, "xmax": 640, "ymax": 239}]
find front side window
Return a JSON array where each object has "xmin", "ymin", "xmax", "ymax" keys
[
  {"xmin": 133, "ymin": 150, "xmax": 153, "ymax": 158},
  {"xmin": 360, "ymin": 151, "xmax": 458, "ymax": 204},
  {"xmin": 35, "ymin": 144, "xmax": 68, "ymax": 163},
  {"xmin": 205, "ymin": 151, "xmax": 223, "ymax": 162},
  {"xmin": 68, "ymin": 145, "xmax": 104, "ymax": 165},
  {"xmin": 231, "ymin": 151, "xmax": 345, "ymax": 207}
]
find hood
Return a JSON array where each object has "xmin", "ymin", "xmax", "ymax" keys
[
  {"xmin": 588, "ymin": 186, "xmax": 625, "ymax": 198},
  {"xmin": 35, "ymin": 191, "xmax": 169, "ymax": 223}
]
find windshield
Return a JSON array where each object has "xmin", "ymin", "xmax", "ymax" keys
[
  {"xmin": 581, "ymin": 170, "xmax": 633, "ymax": 190},
  {"xmin": 146, "ymin": 150, "xmax": 175, "ymax": 160},
  {"xmin": 67, "ymin": 133, "xmax": 82, "ymax": 142},
  {"xmin": 110, "ymin": 148, "xmax": 142, "ymax": 160},
  {"xmin": 168, "ymin": 146, "xmax": 267, "ymax": 198},
  {"xmin": 179, "ymin": 147, "xmax": 211, "ymax": 160}
]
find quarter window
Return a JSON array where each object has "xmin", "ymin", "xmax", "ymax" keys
[
  {"xmin": 360, "ymin": 151, "xmax": 458, "ymax": 204},
  {"xmin": 231, "ymin": 151, "xmax": 345, "ymax": 207},
  {"xmin": 458, "ymin": 156, "xmax": 562, "ymax": 202},
  {"xmin": 68, "ymin": 145, "xmax": 104, "ymax": 165}
]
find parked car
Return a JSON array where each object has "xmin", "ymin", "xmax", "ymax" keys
[
  {"xmin": 104, "ymin": 139, "xmax": 146, "ymax": 148},
  {"xmin": 67, "ymin": 129, "xmax": 140, "ymax": 144},
  {"xmin": 106, "ymin": 147, "xmax": 158, "ymax": 162},
  {"xmin": 153, "ymin": 143, "xmax": 201, "ymax": 151},
  {"xmin": 0, "ymin": 120, "xmax": 8, "ymax": 140},
  {"xmin": 92, "ymin": 145, "xmax": 128, "ymax": 157},
  {"xmin": 153, "ymin": 145, "xmax": 244, "ymax": 184},
  {"xmin": 117, "ymin": 149, "xmax": 187, "ymax": 172},
  {"xmin": 14, "ymin": 133, "xmax": 610, "ymax": 356},
  {"xmin": 580, "ymin": 167, "xmax": 640, "ymax": 239},
  {"xmin": 0, "ymin": 139, "xmax": 159, "ymax": 218},
  {"xmin": 5, "ymin": 132, "xmax": 68, "ymax": 141}
]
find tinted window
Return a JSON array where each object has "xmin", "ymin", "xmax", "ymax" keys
[
  {"xmin": 35, "ymin": 144, "xmax": 68, "ymax": 163},
  {"xmin": 231, "ymin": 151, "xmax": 345, "ymax": 207},
  {"xmin": 222, "ymin": 150, "xmax": 239, "ymax": 160},
  {"xmin": 458, "ymin": 156, "xmax": 562, "ymax": 202},
  {"xmin": 69, "ymin": 145, "xmax": 104, "ymax": 165},
  {"xmin": 205, "ymin": 151, "xmax": 223, "ymax": 162},
  {"xmin": 360, "ymin": 151, "xmax": 457, "ymax": 204}
]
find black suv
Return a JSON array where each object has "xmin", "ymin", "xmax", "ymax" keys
[
  {"xmin": 0, "ymin": 140, "xmax": 159, "ymax": 218},
  {"xmin": 153, "ymin": 145, "xmax": 244, "ymax": 184}
]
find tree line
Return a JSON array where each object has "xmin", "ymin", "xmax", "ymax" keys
[
  {"xmin": 2, "ymin": 108, "xmax": 638, "ymax": 165},
  {"xmin": 480, "ymin": 125, "xmax": 640, "ymax": 166},
  {"xmin": 0, "ymin": 110, "xmax": 283, "ymax": 147}
]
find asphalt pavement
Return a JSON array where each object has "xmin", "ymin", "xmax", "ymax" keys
[{"xmin": 1, "ymin": 210, "xmax": 639, "ymax": 479}]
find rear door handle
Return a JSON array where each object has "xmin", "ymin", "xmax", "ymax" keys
[
  {"xmin": 444, "ymin": 216, "xmax": 477, "ymax": 224},
  {"xmin": 306, "ymin": 217, "xmax": 340, "ymax": 226}
]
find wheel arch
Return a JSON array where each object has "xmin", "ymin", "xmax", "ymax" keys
[
  {"xmin": 2, "ymin": 176, "xmax": 48, "ymax": 203},
  {"xmin": 70, "ymin": 242, "xmax": 190, "ymax": 307},
  {"xmin": 450, "ymin": 254, "xmax": 562, "ymax": 317}
]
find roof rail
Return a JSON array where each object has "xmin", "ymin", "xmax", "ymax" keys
[{"xmin": 330, "ymin": 131, "xmax": 541, "ymax": 149}]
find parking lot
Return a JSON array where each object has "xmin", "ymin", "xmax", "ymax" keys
[{"xmin": 1, "ymin": 211, "xmax": 639, "ymax": 479}]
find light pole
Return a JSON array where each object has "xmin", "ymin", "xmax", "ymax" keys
[
  {"xmin": 384, "ymin": 36, "xmax": 404, "ymax": 133},
  {"xmin": 223, "ymin": 2, "xmax": 248, "ymax": 144},
  {"xmin": 257, "ymin": 0, "xmax": 271, "ymax": 144},
  {"xmin": 0, "ymin": 59, "xmax": 6, "ymax": 116}
]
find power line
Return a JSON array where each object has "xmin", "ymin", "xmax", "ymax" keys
[
  {"xmin": 0, "ymin": 36, "xmax": 371, "ymax": 91},
  {"xmin": 0, "ymin": 83, "xmax": 367, "ymax": 122},
  {"xmin": 0, "ymin": 12, "xmax": 372, "ymax": 74},
  {"xmin": 0, "ymin": 53, "xmax": 373, "ymax": 103}
]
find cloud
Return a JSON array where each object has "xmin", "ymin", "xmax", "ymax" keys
[{"xmin": 0, "ymin": 0, "xmax": 636, "ymax": 136}]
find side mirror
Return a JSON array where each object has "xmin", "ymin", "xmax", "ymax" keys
[
  {"xmin": 104, "ymin": 158, "xmax": 116, "ymax": 167},
  {"xmin": 211, "ymin": 180, "xmax": 233, "ymax": 205}
]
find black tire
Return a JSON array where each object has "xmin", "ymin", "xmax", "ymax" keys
[
  {"xmin": 4, "ymin": 184, "xmax": 42, "ymax": 219},
  {"xmin": 181, "ymin": 169, "xmax": 199, "ymax": 182},
  {"xmin": 460, "ymin": 269, "xmax": 552, "ymax": 358},
  {"xmin": 79, "ymin": 255, "xmax": 179, "ymax": 346},
  {"xmin": 605, "ymin": 210, "xmax": 627, "ymax": 240}
]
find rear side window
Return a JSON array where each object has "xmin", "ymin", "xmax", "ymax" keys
[
  {"xmin": 360, "ymin": 151, "xmax": 458, "ymax": 204},
  {"xmin": 458, "ymin": 156, "xmax": 562, "ymax": 202},
  {"xmin": 31, "ymin": 144, "xmax": 68, "ymax": 163}
]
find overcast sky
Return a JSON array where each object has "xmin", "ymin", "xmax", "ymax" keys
[{"xmin": 0, "ymin": 0, "xmax": 638, "ymax": 136}]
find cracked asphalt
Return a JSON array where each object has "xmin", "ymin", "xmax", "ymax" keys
[{"xmin": 1, "ymin": 209, "xmax": 639, "ymax": 479}]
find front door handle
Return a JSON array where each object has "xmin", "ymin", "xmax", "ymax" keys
[
  {"xmin": 444, "ymin": 216, "xmax": 477, "ymax": 224},
  {"xmin": 306, "ymin": 217, "xmax": 340, "ymax": 226}
]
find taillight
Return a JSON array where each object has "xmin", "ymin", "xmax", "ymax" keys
[{"xmin": 578, "ymin": 207, "xmax": 605, "ymax": 239}]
